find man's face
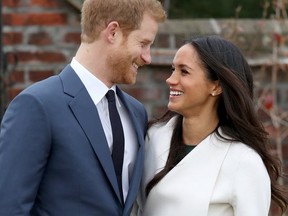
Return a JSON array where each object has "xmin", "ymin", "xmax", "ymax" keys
[{"xmin": 107, "ymin": 13, "xmax": 159, "ymax": 85}]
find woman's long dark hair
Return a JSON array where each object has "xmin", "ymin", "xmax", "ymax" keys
[{"xmin": 145, "ymin": 35, "xmax": 288, "ymax": 213}]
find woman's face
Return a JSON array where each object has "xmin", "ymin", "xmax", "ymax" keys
[{"xmin": 166, "ymin": 44, "xmax": 218, "ymax": 118}]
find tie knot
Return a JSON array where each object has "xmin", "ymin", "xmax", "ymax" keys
[{"xmin": 106, "ymin": 90, "xmax": 116, "ymax": 102}]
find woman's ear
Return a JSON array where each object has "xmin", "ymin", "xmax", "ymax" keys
[{"xmin": 210, "ymin": 80, "xmax": 222, "ymax": 96}]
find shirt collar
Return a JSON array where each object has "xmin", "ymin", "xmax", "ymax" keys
[{"xmin": 70, "ymin": 58, "xmax": 120, "ymax": 106}]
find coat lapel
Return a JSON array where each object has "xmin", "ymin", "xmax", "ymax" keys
[
  {"xmin": 174, "ymin": 134, "xmax": 231, "ymax": 215},
  {"xmin": 59, "ymin": 66, "xmax": 120, "ymax": 202},
  {"xmin": 143, "ymin": 119, "xmax": 231, "ymax": 216}
]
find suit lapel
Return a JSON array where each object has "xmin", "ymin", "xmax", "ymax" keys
[
  {"xmin": 59, "ymin": 66, "xmax": 120, "ymax": 202},
  {"xmin": 116, "ymin": 88, "xmax": 146, "ymax": 213}
]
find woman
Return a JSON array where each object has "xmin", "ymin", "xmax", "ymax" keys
[{"xmin": 138, "ymin": 35, "xmax": 288, "ymax": 215}]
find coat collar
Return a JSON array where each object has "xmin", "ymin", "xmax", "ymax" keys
[{"xmin": 142, "ymin": 117, "xmax": 231, "ymax": 216}]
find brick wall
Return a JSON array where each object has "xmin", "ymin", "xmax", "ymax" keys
[
  {"xmin": 1, "ymin": 1, "xmax": 288, "ymax": 214},
  {"xmin": 2, "ymin": 0, "xmax": 288, "ymax": 117},
  {"xmin": 2, "ymin": 0, "xmax": 81, "ymax": 101}
]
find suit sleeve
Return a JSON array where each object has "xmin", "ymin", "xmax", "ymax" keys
[
  {"xmin": 232, "ymin": 148, "xmax": 271, "ymax": 216},
  {"xmin": 0, "ymin": 93, "xmax": 51, "ymax": 215}
]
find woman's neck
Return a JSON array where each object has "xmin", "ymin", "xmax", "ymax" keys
[{"xmin": 182, "ymin": 115, "xmax": 219, "ymax": 146}]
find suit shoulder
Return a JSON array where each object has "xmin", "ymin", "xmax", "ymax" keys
[
  {"xmin": 11, "ymin": 75, "xmax": 63, "ymax": 108},
  {"xmin": 121, "ymin": 91, "xmax": 144, "ymax": 108},
  {"xmin": 21, "ymin": 75, "xmax": 61, "ymax": 96}
]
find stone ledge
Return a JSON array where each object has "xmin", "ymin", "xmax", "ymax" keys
[
  {"xmin": 152, "ymin": 19, "xmax": 288, "ymax": 67},
  {"xmin": 151, "ymin": 48, "xmax": 288, "ymax": 66},
  {"xmin": 158, "ymin": 19, "xmax": 288, "ymax": 34}
]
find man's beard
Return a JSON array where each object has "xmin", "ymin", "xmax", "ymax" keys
[{"xmin": 107, "ymin": 47, "xmax": 137, "ymax": 85}]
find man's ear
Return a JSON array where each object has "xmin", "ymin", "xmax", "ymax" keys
[{"xmin": 105, "ymin": 21, "xmax": 120, "ymax": 43}]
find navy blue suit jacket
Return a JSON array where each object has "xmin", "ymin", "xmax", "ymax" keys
[{"xmin": 0, "ymin": 65, "xmax": 147, "ymax": 216}]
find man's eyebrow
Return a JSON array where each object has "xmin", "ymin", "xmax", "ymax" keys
[{"xmin": 142, "ymin": 39, "xmax": 153, "ymax": 44}]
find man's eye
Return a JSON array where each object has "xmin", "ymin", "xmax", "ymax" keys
[{"xmin": 141, "ymin": 43, "xmax": 147, "ymax": 48}]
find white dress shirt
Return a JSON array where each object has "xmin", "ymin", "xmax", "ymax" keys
[{"xmin": 70, "ymin": 58, "xmax": 138, "ymax": 200}]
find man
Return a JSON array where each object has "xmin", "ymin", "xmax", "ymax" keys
[{"xmin": 0, "ymin": 0, "xmax": 166, "ymax": 215}]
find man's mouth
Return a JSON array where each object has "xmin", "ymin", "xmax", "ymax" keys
[{"xmin": 133, "ymin": 63, "xmax": 139, "ymax": 69}]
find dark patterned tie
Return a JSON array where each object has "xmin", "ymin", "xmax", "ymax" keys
[{"xmin": 106, "ymin": 90, "xmax": 124, "ymax": 202}]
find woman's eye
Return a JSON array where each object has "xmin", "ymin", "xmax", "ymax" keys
[{"xmin": 181, "ymin": 69, "xmax": 189, "ymax": 75}]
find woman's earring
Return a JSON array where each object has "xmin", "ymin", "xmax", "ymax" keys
[{"xmin": 211, "ymin": 92, "xmax": 215, "ymax": 96}]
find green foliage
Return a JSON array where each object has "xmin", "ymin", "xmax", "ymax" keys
[{"xmin": 168, "ymin": 0, "xmax": 276, "ymax": 18}]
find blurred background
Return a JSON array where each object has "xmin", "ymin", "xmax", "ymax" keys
[
  {"xmin": 1, "ymin": 0, "xmax": 288, "ymax": 215},
  {"xmin": 162, "ymin": 0, "xmax": 272, "ymax": 18}
]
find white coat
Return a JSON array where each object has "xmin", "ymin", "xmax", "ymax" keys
[{"xmin": 137, "ymin": 117, "xmax": 271, "ymax": 216}]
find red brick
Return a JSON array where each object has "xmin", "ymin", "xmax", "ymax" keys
[
  {"xmin": 257, "ymin": 107, "xmax": 271, "ymax": 122},
  {"xmin": 153, "ymin": 67, "xmax": 170, "ymax": 82},
  {"xmin": 175, "ymin": 34, "xmax": 187, "ymax": 48},
  {"xmin": 133, "ymin": 69, "xmax": 150, "ymax": 84},
  {"xmin": 9, "ymin": 71, "xmax": 25, "ymax": 83},
  {"xmin": 64, "ymin": 32, "xmax": 81, "ymax": 44},
  {"xmin": 122, "ymin": 87, "xmax": 163, "ymax": 102},
  {"xmin": 3, "ymin": 13, "xmax": 67, "ymax": 26},
  {"xmin": 265, "ymin": 124, "xmax": 278, "ymax": 139},
  {"xmin": 152, "ymin": 106, "xmax": 168, "ymax": 119},
  {"xmin": 30, "ymin": 0, "xmax": 60, "ymax": 7},
  {"xmin": 2, "ymin": 0, "xmax": 22, "ymax": 7},
  {"xmin": 154, "ymin": 33, "xmax": 170, "ymax": 48},
  {"xmin": 28, "ymin": 32, "xmax": 52, "ymax": 45},
  {"xmin": 17, "ymin": 51, "xmax": 66, "ymax": 63},
  {"xmin": 3, "ymin": 32, "xmax": 23, "ymax": 45},
  {"xmin": 5, "ymin": 52, "xmax": 18, "ymax": 65},
  {"xmin": 8, "ymin": 88, "xmax": 23, "ymax": 100},
  {"xmin": 29, "ymin": 71, "xmax": 54, "ymax": 82},
  {"xmin": 282, "ymin": 144, "xmax": 288, "ymax": 158}
]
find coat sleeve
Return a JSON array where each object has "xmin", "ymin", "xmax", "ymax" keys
[
  {"xmin": 231, "ymin": 148, "xmax": 271, "ymax": 216},
  {"xmin": 0, "ymin": 93, "xmax": 51, "ymax": 215}
]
